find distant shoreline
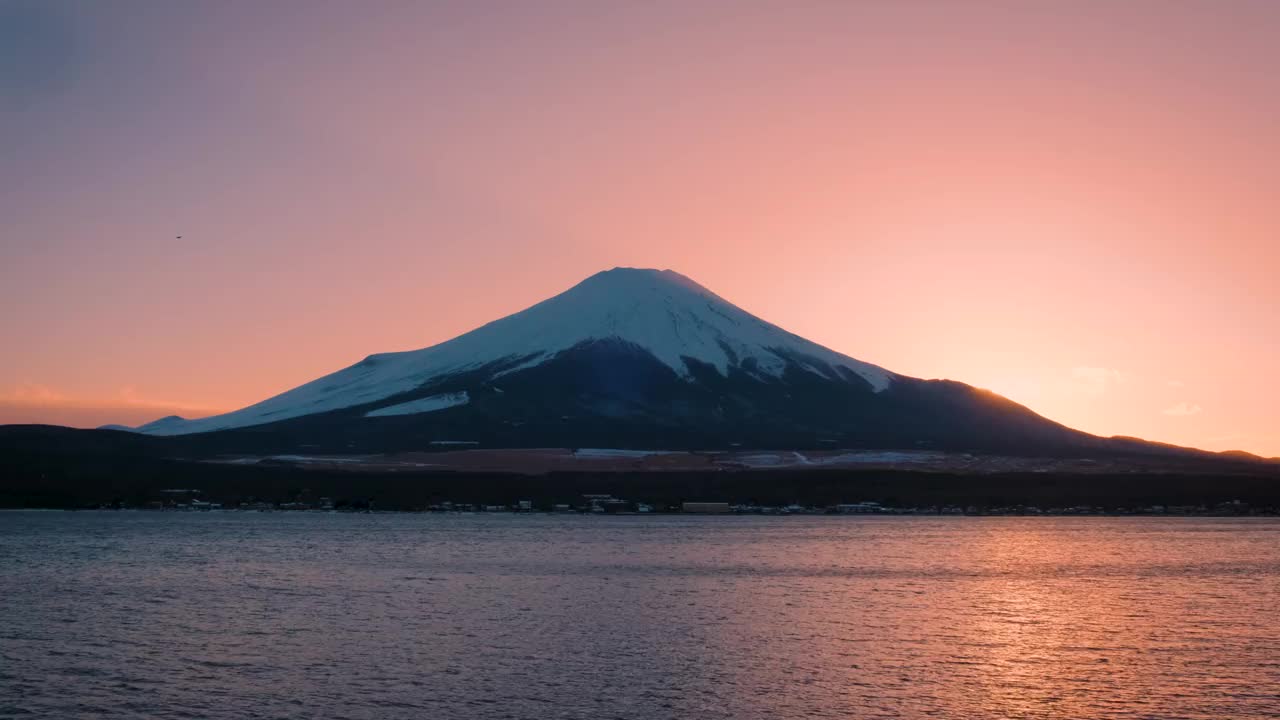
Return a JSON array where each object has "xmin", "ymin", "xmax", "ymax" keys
[
  {"xmin": 4, "ymin": 462, "xmax": 1277, "ymax": 514},
  {"xmin": 6, "ymin": 425, "xmax": 1277, "ymax": 514},
  {"xmin": 7, "ymin": 507, "xmax": 1278, "ymax": 517}
]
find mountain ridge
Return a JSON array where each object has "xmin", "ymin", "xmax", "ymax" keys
[{"xmin": 81, "ymin": 267, "xmax": 1248, "ymax": 463}]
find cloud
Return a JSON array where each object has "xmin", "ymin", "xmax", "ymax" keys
[
  {"xmin": 115, "ymin": 386, "xmax": 221, "ymax": 412},
  {"xmin": 0, "ymin": 382, "xmax": 69, "ymax": 406},
  {"xmin": 0, "ymin": 382, "xmax": 229, "ymax": 430},
  {"xmin": 1071, "ymin": 366, "xmax": 1125, "ymax": 398},
  {"xmin": 1, "ymin": 382, "xmax": 220, "ymax": 414},
  {"xmin": 1163, "ymin": 401, "xmax": 1203, "ymax": 417}
]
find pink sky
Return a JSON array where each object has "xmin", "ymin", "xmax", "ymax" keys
[{"xmin": 2, "ymin": 1, "xmax": 1277, "ymax": 456}]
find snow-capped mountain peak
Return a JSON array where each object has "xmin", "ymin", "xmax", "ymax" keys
[{"xmin": 134, "ymin": 267, "xmax": 893, "ymax": 435}]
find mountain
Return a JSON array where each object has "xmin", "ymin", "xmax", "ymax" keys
[
  {"xmin": 132, "ymin": 416, "xmax": 191, "ymax": 433},
  {"xmin": 124, "ymin": 267, "xmax": 1108, "ymax": 454},
  {"xmin": 135, "ymin": 268, "xmax": 892, "ymax": 435}
]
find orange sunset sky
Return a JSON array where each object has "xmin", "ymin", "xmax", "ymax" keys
[{"xmin": 1, "ymin": 1, "xmax": 1277, "ymax": 456}]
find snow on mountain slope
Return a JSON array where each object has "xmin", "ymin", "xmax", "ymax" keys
[
  {"xmin": 136, "ymin": 268, "xmax": 895, "ymax": 435},
  {"xmin": 134, "ymin": 415, "xmax": 191, "ymax": 434},
  {"xmin": 364, "ymin": 391, "xmax": 470, "ymax": 417}
]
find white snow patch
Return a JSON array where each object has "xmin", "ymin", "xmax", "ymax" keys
[
  {"xmin": 731, "ymin": 450, "xmax": 947, "ymax": 468},
  {"xmin": 735, "ymin": 453, "xmax": 793, "ymax": 467},
  {"xmin": 489, "ymin": 353, "xmax": 551, "ymax": 379},
  {"xmin": 572, "ymin": 448, "xmax": 684, "ymax": 458},
  {"xmin": 365, "ymin": 391, "xmax": 470, "ymax": 418},
  {"xmin": 820, "ymin": 451, "xmax": 943, "ymax": 464},
  {"xmin": 268, "ymin": 454, "xmax": 368, "ymax": 464},
  {"xmin": 133, "ymin": 415, "xmax": 190, "ymax": 433}
]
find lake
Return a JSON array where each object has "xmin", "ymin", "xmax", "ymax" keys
[{"xmin": 2, "ymin": 512, "xmax": 1278, "ymax": 718}]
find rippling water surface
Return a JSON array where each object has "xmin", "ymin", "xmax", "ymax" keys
[{"xmin": 2, "ymin": 512, "xmax": 1279, "ymax": 719}]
